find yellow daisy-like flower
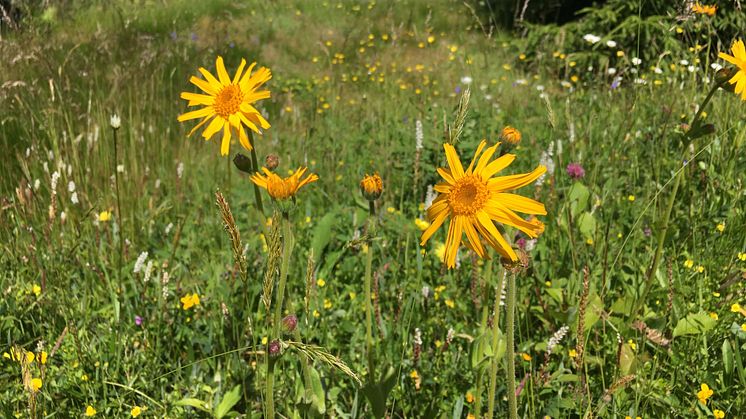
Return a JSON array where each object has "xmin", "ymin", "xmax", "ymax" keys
[
  {"xmin": 251, "ymin": 167, "xmax": 318, "ymax": 201},
  {"xmin": 719, "ymin": 39, "xmax": 746, "ymax": 100},
  {"xmin": 420, "ymin": 140, "xmax": 546, "ymax": 268},
  {"xmin": 691, "ymin": 3, "xmax": 717, "ymax": 16},
  {"xmin": 178, "ymin": 56, "xmax": 272, "ymax": 156},
  {"xmin": 697, "ymin": 383, "xmax": 713, "ymax": 404}
]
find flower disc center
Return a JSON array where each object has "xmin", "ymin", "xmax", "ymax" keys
[
  {"xmin": 214, "ymin": 85, "xmax": 244, "ymax": 119},
  {"xmin": 449, "ymin": 175, "xmax": 489, "ymax": 216}
]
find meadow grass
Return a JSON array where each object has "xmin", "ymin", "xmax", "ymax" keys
[{"xmin": 1, "ymin": 0, "xmax": 745, "ymax": 417}]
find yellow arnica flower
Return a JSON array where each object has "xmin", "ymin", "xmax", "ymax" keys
[
  {"xmin": 180, "ymin": 293, "xmax": 200, "ymax": 310},
  {"xmin": 420, "ymin": 140, "xmax": 546, "ymax": 268},
  {"xmin": 251, "ymin": 167, "xmax": 318, "ymax": 200},
  {"xmin": 697, "ymin": 383, "xmax": 713, "ymax": 404},
  {"xmin": 719, "ymin": 39, "xmax": 746, "ymax": 100},
  {"xmin": 360, "ymin": 173, "xmax": 383, "ymax": 200},
  {"xmin": 691, "ymin": 3, "xmax": 716, "ymax": 16},
  {"xmin": 178, "ymin": 56, "xmax": 271, "ymax": 156},
  {"xmin": 500, "ymin": 126, "xmax": 522, "ymax": 145}
]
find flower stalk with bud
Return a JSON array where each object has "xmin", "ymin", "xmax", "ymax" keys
[{"xmin": 360, "ymin": 173, "xmax": 382, "ymax": 379}]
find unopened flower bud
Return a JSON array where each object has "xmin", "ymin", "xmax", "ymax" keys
[
  {"xmin": 360, "ymin": 173, "xmax": 383, "ymax": 201},
  {"xmin": 500, "ymin": 126, "xmax": 522, "ymax": 145},
  {"xmin": 715, "ymin": 67, "xmax": 737, "ymax": 87},
  {"xmin": 265, "ymin": 154, "xmax": 280, "ymax": 171},
  {"xmin": 268, "ymin": 340, "xmax": 281, "ymax": 356},
  {"xmin": 233, "ymin": 153, "xmax": 253, "ymax": 173},
  {"xmin": 501, "ymin": 249, "xmax": 529, "ymax": 274},
  {"xmin": 282, "ymin": 314, "xmax": 298, "ymax": 333}
]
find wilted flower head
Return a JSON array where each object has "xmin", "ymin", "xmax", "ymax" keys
[
  {"xmin": 265, "ymin": 154, "xmax": 280, "ymax": 171},
  {"xmin": 360, "ymin": 173, "xmax": 383, "ymax": 201}
]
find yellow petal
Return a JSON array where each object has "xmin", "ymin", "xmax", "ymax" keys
[
  {"xmin": 177, "ymin": 107, "xmax": 213, "ymax": 122},
  {"xmin": 476, "ymin": 212, "xmax": 517, "ymax": 261},
  {"xmin": 481, "ymin": 153, "xmax": 516, "ymax": 179},
  {"xmin": 215, "ymin": 56, "xmax": 231, "ymax": 86},
  {"xmin": 495, "ymin": 193, "xmax": 547, "ymax": 215},
  {"xmin": 220, "ymin": 124, "xmax": 232, "ymax": 156},
  {"xmin": 465, "ymin": 140, "xmax": 487, "ymax": 174},
  {"xmin": 189, "ymin": 76, "xmax": 217, "ymax": 95},
  {"xmin": 488, "ymin": 165, "xmax": 546, "ymax": 192},
  {"xmin": 420, "ymin": 207, "xmax": 449, "ymax": 245},
  {"xmin": 443, "ymin": 143, "xmax": 465, "ymax": 178},
  {"xmin": 181, "ymin": 92, "xmax": 215, "ymax": 106},
  {"xmin": 202, "ymin": 116, "xmax": 225, "ymax": 140},
  {"xmin": 473, "ymin": 142, "xmax": 501, "ymax": 174},
  {"xmin": 232, "ymin": 58, "xmax": 247, "ymax": 84}
]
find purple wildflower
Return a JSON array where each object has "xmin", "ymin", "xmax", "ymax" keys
[
  {"xmin": 135, "ymin": 315, "xmax": 143, "ymax": 326},
  {"xmin": 566, "ymin": 163, "xmax": 585, "ymax": 180}
]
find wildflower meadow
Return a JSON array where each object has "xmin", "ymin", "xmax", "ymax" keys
[{"xmin": 2, "ymin": 0, "xmax": 745, "ymax": 417}]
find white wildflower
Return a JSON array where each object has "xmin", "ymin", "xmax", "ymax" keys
[
  {"xmin": 143, "ymin": 260, "xmax": 154, "ymax": 283},
  {"xmin": 606, "ymin": 40, "xmax": 617, "ymax": 48},
  {"xmin": 177, "ymin": 162, "xmax": 184, "ymax": 179},
  {"xmin": 460, "ymin": 75, "xmax": 473, "ymax": 85},
  {"xmin": 71, "ymin": 192, "xmax": 79, "ymax": 204},
  {"xmin": 583, "ymin": 34, "xmax": 600, "ymax": 44},
  {"xmin": 117, "ymin": 164, "xmax": 124, "ymax": 173},
  {"xmin": 607, "ymin": 67, "xmax": 617, "ymax": 75},
  {"xmin": 415, "ymin": 119, "xmax": 423, "ymax": 151},
  {"xmin": 68, "ymin": 181, "xmax": 76, "ymax": 192},
  {"xmin": 546, "ymin": 325, "xmax": 570, "ymax": 355},
  {"xmin": 631, "ymin": 57, "xmax": 642, "ymax": 66},
  {"xmin": 165, "ymin": 222, "xmax": 174, "ymax": 235},
  {"xmin": 51, "ymin": 171, "xmax": 60, "ymax": 193},
  {"xmin": 110, "ymin": 114, "xmax": 121, "ymax": 129},
  {"xmin": 133, "ymin": 251, "xmax": 148, "ymax": 274}
]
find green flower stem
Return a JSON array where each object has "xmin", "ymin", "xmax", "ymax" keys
[
  {"xmin": 487, "ymin": 269, "xmax": 506, "ymax": 419},
  {"xmin": 248, "ymin": 131, "xmax": 265, "ymax": 215},
  {"xmin": 265, "ymin": 212, "xmax": 293, "ymax": 418},
  {"xmin": 112, "ymin": 126, "xmax": 123, "ymax": 277},
  {"xmin": 364, "ymin": 200, "xmax": 376, "ymax": 378},
  {"xmin": 505, "ymin": 271, "xmax": 518, "ymax": 419},
  {"xmin": 475, "ymin": 256, "xmax": 494, "ymax": 415},
  {"xmin": 639, "ymin": 82, "xmax": 721, "ymax": 316}
]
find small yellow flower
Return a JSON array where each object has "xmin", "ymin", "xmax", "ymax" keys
[
  {"xmin": 25, "ymin": 351, "xmax": 35, "ymax": 364},
  {"xmin": 716, "ymin": 223, "xmax": 725, "ymax": 232},
  {"xmin": 709, "ymin": 312, "xmax": 719, "ymax": 320},
  {"xmin": 713, "ymin": 409, "xmax": 725, "ymax": 418},
  {"xmin": 568, "ymin": 349, "xmax": 577, "ymax": 358},
  {"xmin": 323, "ymin": 299, "xmax": 332, "ymax": 309},
  {"xmin": 349, "ymin": 291, "xmax": 356, "ymax": 300},
  {"xmin": 85, "ymin": 405, "xmax": 97, "ymax": 416},
  {"xmin": 32, "ymin": 284, "xmax": 41, "ymax": 297},
  {"xmin": 691, "ymin": 3, "xmax": 717, "ymax": 16},
  {"xmin": 684, "ymin": 259, "xmax": 694, "ymax": 269},
  {"xmin": 467, "ymin": 415, "xmax": 476, "ymax": 419},
  {"xmin": 316, "ymin": 278, "xmax": 326, "ymax": 287},
  {"xmin": 98, "ymin": 211, "xmax": 112, "ymax": 222},
  {"xmin": 2, "ymin": 352, "xmax": 9, "ymax": 359},
  {"xmin": 39, "ymin": 351, "xmax": 47, "ymax": 365},
  {"xmin": 586, "ymin": 238, "xmax": 594, "ymax": 245},
  {"xmin": 409, "ymin": 370, "xmax": 419, "ymax": 379},
  {"xmin": 131, "ymin": 406, "xmax": 142, "ymax": 417},
  {"xmin": 628, "ymin": 195, "xmax": 635, "ymax": 202},
  {"xmin": 414, "ymin": 218, "xmax": 430, "ymax": 231},
  {"xmin": 30, "ymin": 377, "xmax": 42, "ymax": 392},
  {"xmin": 180, "ymin": 293, "xmax": 200, "ymax": 310},
  {"xmin": 313, "ymin": 310, "xmax": 320, "ymax": 318},
  {"xmin": 571, "ymin": 75, "xmax": 579, "ymax": 83},
  {"xmin": 427, "ymin": 35, "xmax": 435, "ymax": 44},
  {"xmin": 445, "ymin": 299, "xmax": 455, "ymax": 308},
  {"xmin": 628, "ymin": 339, "xmax": 637, "ymax": 351},
  {"xmin": 741, "ymin": 323, "xmax": 746, "ymax": 332},
  {"xmin": 465, "ymin": 391, "xmax": 474, "ymax": 403},
  {"xmin": 81, "ymin": 374, "xmax": 89, "ymax": 381},
  {"xmin": 435, "ymin": 339, "xmax": 442, "ymax": 348},
  {"xmin": 521, "ymin": 353, "xmax": 532, "ymax": 361},
  {"xmin": 738, "ymin": 252, "xmax": 746, "ymax": 261},
  {"xmin": 261, "ymin": 336, "xmax": 268, "ymax": 345},
  {"xmin": 616, "ymin": 50, "xmax": 625, "ymax": 57},
  {"xmin": 697, "ymin": 383, "xmax": 714, "ymax": 404},
  {"xmin": 697, "ymin": 265, "xmax": 705, "ymax": 273},
  {"xmin": 519, "ymin": 53, "xmax": 526, "ymax": 60}
]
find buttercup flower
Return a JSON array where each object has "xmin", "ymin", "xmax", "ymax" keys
[
  {"xmin": 251, "ymin": 167, "xmax": 318, "ymax": 201},
  {"xmin": 420, "ymin": 140, "xmax": 546, "ymax": 268},
  {"xmin": 697, "ymin": 383, "xmax": 713, "ymax": 404},
  {"xmin": 30, "ymin": 377, "xmax": 42, "ymax": 392},
  {"xmin": 131, "ymin": 406, "xmax": 142, "ymax": 417},
  {"xmin": 180, "ymin": 293, "xmax": 200, "ymax": 310},
  {"xmin": 718, "ymin": 39, "xmax": 746, "ymax": 100},
  {"xmin": 85, "ymin": 406, "xmax": 97, "ymax": 416},
  {"xmin": 178, "ymin": 56, "xmax": 272, "ymax": 155}
]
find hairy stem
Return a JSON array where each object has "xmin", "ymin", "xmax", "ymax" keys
[
  {"xmin": 487, "ymin": 269, "xmax": 506, "ymax": 419},
  {"xmin": 505, "ymin": 272, "xmax": 518, "ymax": 419},
  {"xmin": 364, "ymin": 200, "xmax": 376, "ymax": 378}
]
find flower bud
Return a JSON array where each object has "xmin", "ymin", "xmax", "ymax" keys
[
  {"xmin": 265, "ymin": 154, "xmax": 280, "ymax": 171},
  {"xmin": 500, "ymin": 126, "xmax": 521, "ymax": 145},
  {"xmin": 282, "ymin": 314, "xmax": 298, "ymax": 333},
  {"xmin": 233, "ymin": 153, "xmax": 253, "ymax": 173},
  {"xmin": 268, "ymin": 340, "xmax": 281, "ymax": 357},
  {"xmin": 360, "ymin": 173, "xmax": 383, "ymax": 201},
  {"xmin": 715, "ymin": 67, "xmax": 737, "ymax": 87}
]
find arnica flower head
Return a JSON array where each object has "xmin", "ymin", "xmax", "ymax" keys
[
  {"xmin": 251, "ymin": 167, "xmax": 318, "ymax": 201},
  {"xmin": 691, "ymin": 3, "xmax": 717, "ymax": 16},
  {"xmin": 360, "ymin": 173, "xmax": 383, "ymax": 201},
  {"xmin": 420, "ymin": 140, "xmax": 546, "ymax": 268},
  {"xmin": 566, "ymin": 162, "xmax": 585, "ymax": 179},
  {"xmin": 718, "ymin": 39, "xmax": 746, "ymax": 100},
  {"xmin": 697, "ymin": 383, "xmax": 714, "ymax": 404},
  {"xmin": 178, "ymin": 56, "xmax": 271, "ymax": 156},
  {"xmin": 500, "ymin": 126, "xmax": 522, "ymax": 145}
]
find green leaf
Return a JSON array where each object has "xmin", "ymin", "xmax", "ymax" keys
[
  {"xmin": 619, "ymin": 343, "xmax": 636, "ymax": 375},
  {"xmin": 362, "ymin": 366, "xmax": 397, "ymax": 418},
  {"xmin": 174, "ymin": 398, "xmax": 210, "ymax": 413},
  {"xmin": 311, "ymin": 210, "xmax": 339, "ymax": 265},
  {"xmin": 568, "ymin": 182, "xmax": 590, "ymax": 217},
  {"xmin": 214, "ymin": 385, "xmax": 242, "ymax": 419},
  {"xmin": 308, "ymin": 367, "xmax": 326, "ymax": 414},
  {"xmin": 577, "ymin": 212, "xmax": 596, "ymax": 239},
  {"xmin": 673, "ymin": 312, "xmax": 717, "ymax": 337}
]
